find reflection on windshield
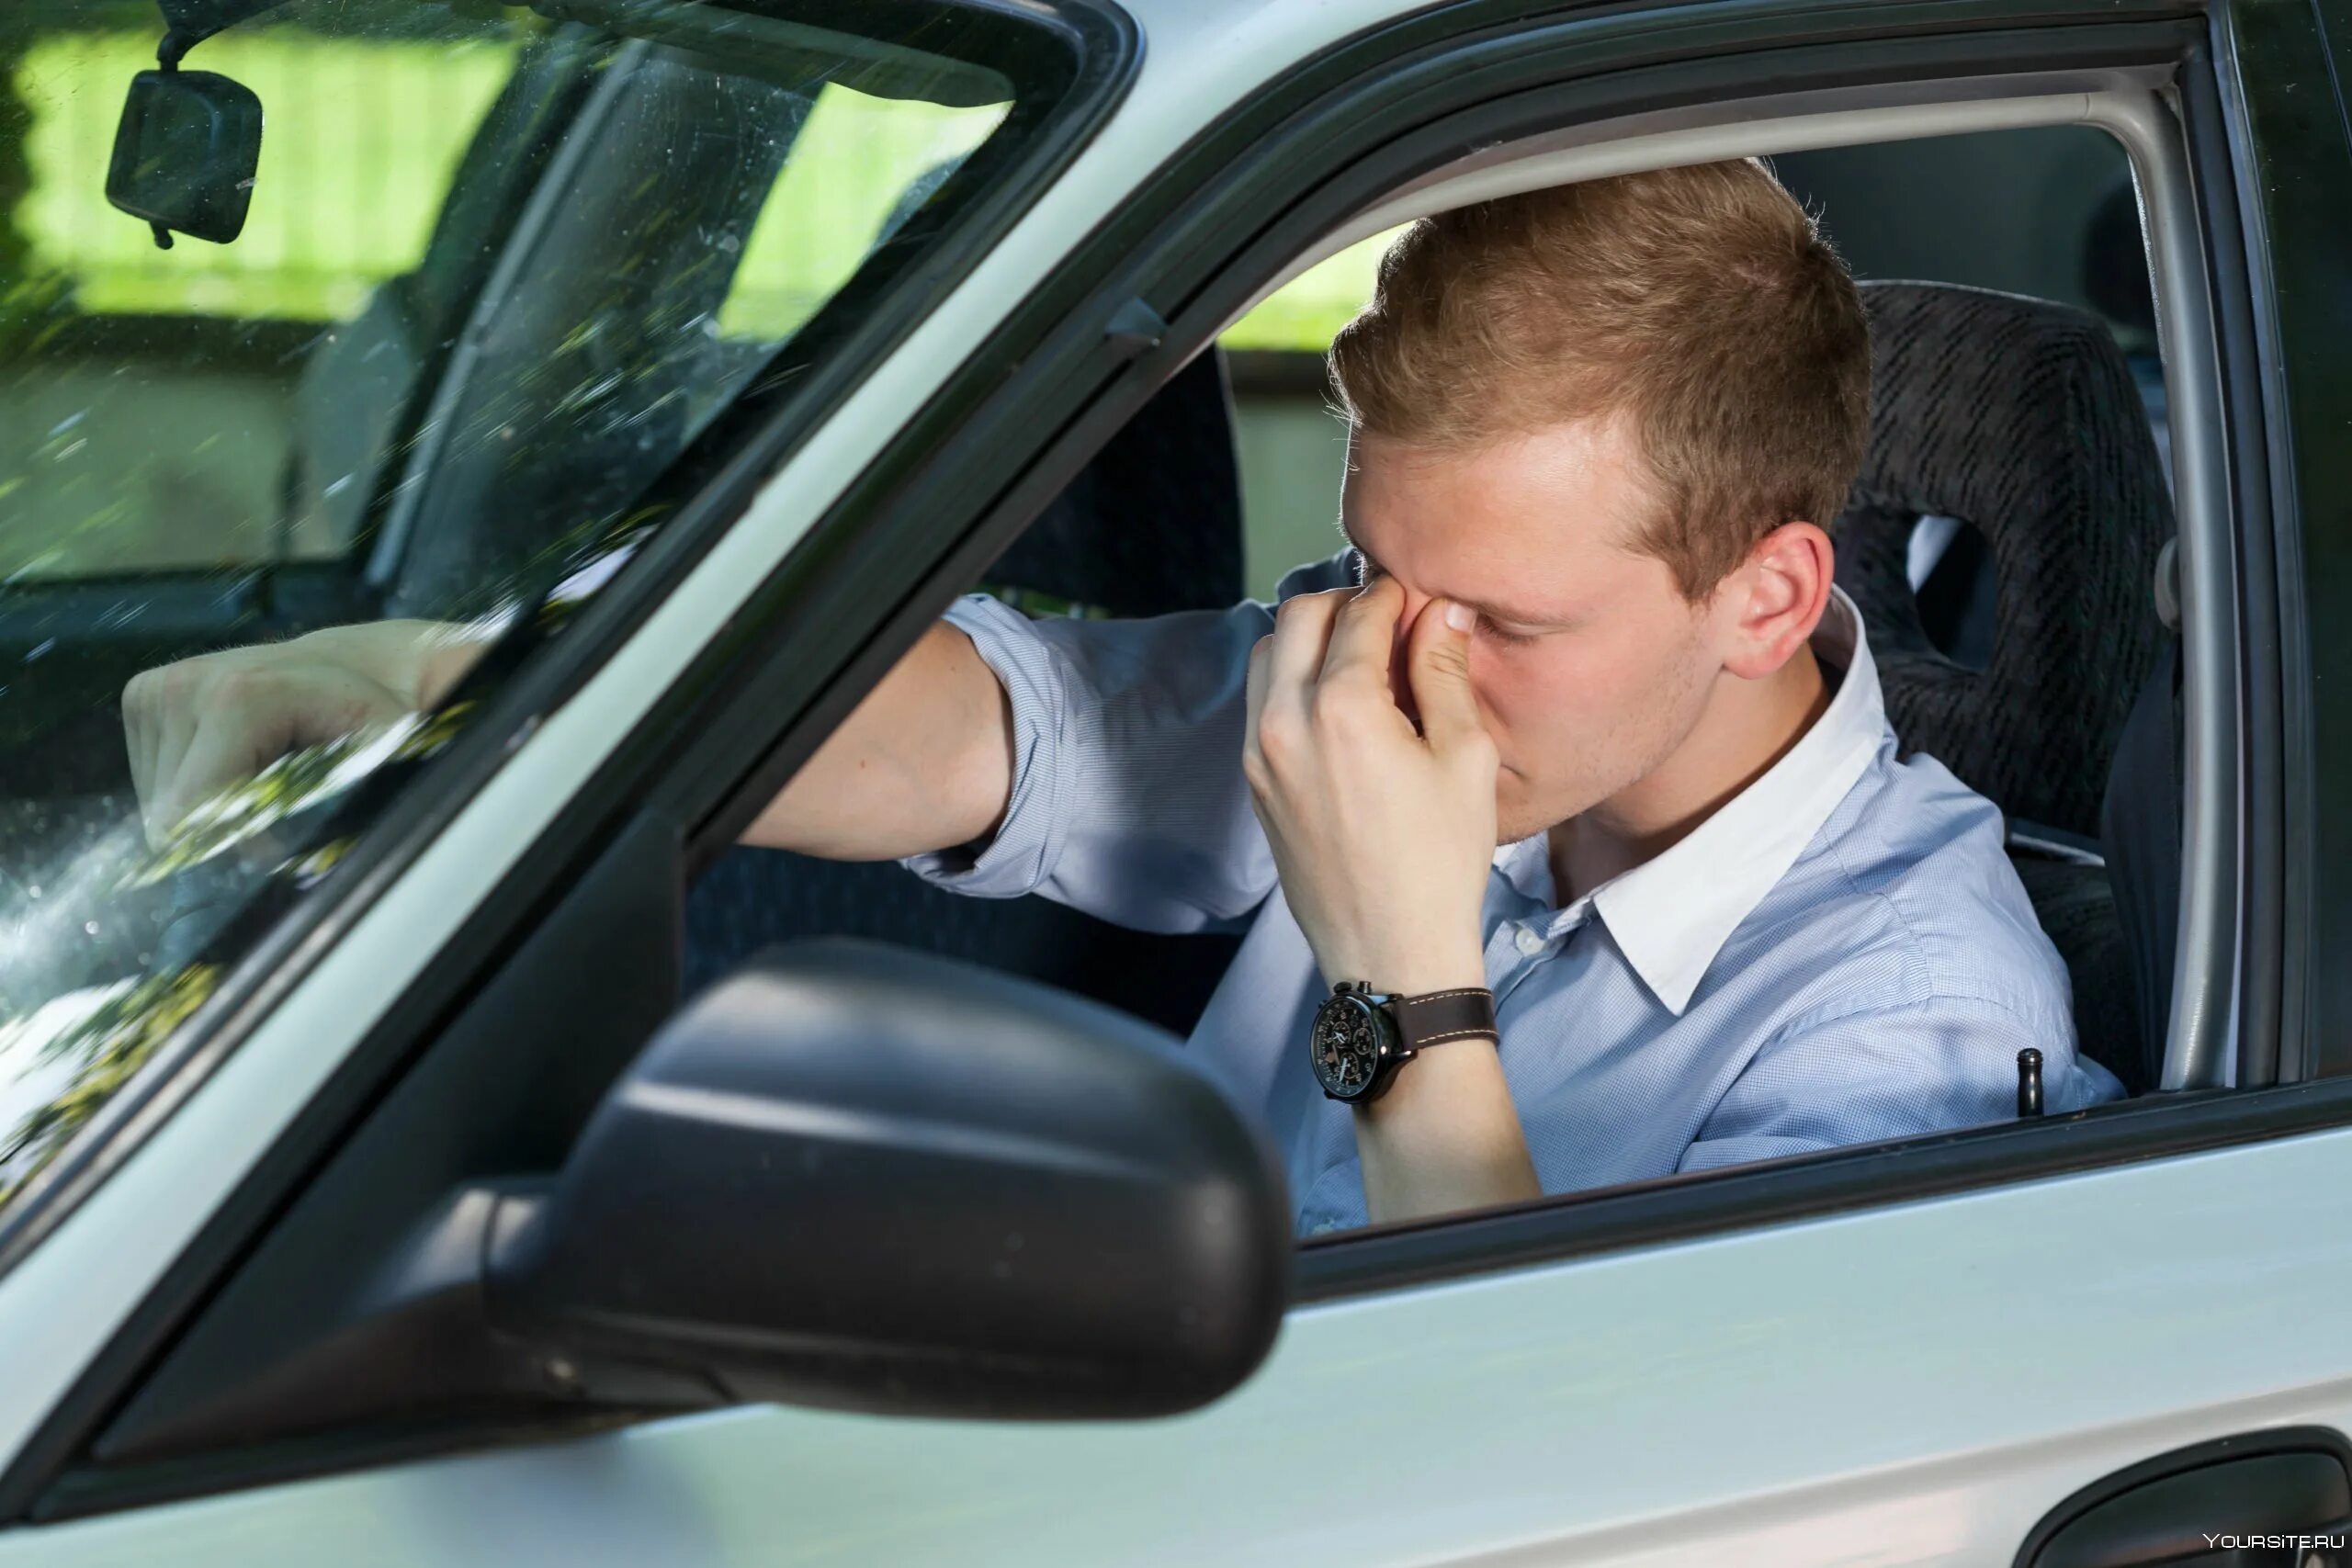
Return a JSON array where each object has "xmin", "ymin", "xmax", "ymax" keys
[
  {"xmin": 0, "ymin": 967, "xmax": 216, "ymax": 1207},
  {"xmin": 0, "ymin": 0, "xmax": 1044, "ymax": 1224}
]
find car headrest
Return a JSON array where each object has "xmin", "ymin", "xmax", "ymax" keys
[{"xmin": 1832, "ymin": 281, "xmax": 2173, "ymax": 836}]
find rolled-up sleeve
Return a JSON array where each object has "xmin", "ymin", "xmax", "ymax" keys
[{"xmin": 900, "ymin": 550, "xmax": 1356, "ymax": 935}]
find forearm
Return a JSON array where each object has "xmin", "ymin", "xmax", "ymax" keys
[
  {"xmin": 280, "ymin": 618, "xmax": 493, "ymax": 711},
  {"xmin": 741, "ymin": 620, "xmax": 1014, "ymax": 860},
  {"xmin": 303, "ymin": 614, "xmax": 1014, "ymax": 860},
  {"xmin": 1346, "ymin": 945, "xmax": 1540, "ymax": 1226}
]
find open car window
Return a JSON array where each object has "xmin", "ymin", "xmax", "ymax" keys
[{"xmin": 0, "ymin": 0, "xmax": 1086, "ymax": 1218}]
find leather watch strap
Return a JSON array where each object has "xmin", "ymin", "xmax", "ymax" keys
[{"xmin": 1390, "ymin": 987, "xmax": 1498, "ymax": 1050}]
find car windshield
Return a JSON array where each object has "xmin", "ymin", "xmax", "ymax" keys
[{"xmin": 0, "ymin": 0, "xmax": 1074, "ymax": 1215}]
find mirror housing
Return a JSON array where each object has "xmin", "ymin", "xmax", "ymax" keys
[
  {"xmin": 484, "ymin": 939, "xmax": 1291, "ymax": 1418},
  {"xmin": 107, "ymin": 67, "xmax": 263, "ymax": 247}
]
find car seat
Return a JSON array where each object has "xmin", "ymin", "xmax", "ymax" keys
[
  {"xmin": 681, "ymin": 349, "xmax": 1250, "ymax": 1034},
  {"xmin": 1832, "ymin": 281, "xmax": 2173, "ymax": 1093}
]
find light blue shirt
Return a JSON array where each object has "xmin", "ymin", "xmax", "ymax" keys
[{"xmin": 906, "ymin": 551, "xmax": 2124, "ymax": 1233}]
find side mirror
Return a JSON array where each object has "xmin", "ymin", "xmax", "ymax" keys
[
  {"xmin": 484, "ymin": 939, "xmax": 1292, "ymax": 1418},
  {"xmin": 107, "ymin": 67, "xmax": 263, "ymax": 247}
]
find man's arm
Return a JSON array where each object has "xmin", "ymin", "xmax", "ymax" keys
[
  {"xmin": 122, "ymin": 618, "xmax": 497, "ymax": 847},
  {"xmin": 741, "ymin": 620, "xmax": 1014, "ymax": 859},
  {"xmin": 123, "ymin": 617, "xmax": 1015, "ymax": 862}
]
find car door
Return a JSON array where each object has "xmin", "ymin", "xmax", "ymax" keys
[{"xmin": 3, "ymin": 0, "xmax": 2351, "ymax": 1565}]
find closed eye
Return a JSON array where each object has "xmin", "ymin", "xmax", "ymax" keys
[{"xmin": 1477, "ymin": 618, "xmax": 1541, "ymax": 647}]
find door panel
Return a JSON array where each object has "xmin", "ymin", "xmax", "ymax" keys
[{"xmin": 7, "ymin": 1129, "xmax": 2352, "ymax": 1565}]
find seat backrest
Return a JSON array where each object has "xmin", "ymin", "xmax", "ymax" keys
[
  {"xmin": 1833, "ymin": 282, "xmax": 2176, "ymax": 1094},
  {"xmin": 1834, "ymin": 282, "xmax": 2172, "ymax": 837}
]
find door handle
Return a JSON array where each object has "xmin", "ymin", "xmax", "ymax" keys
[{"xmin": 2018, "ymin": 1429, "xmax": 2352, "ymax": 1567}]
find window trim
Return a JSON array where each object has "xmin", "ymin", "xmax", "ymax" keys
[{"xmin": 658, "ymin": 21, "xmax": 2273, "ymax": 1305}]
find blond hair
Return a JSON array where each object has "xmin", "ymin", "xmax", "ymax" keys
[{"xmin": 1328, "ymin": 160, "xmax": 1871, "ymax": 598}]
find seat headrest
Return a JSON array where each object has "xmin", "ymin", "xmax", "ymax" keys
[{"xmin": 1833, "ymin": 281, "xmax": 2173, "ymax": 836}]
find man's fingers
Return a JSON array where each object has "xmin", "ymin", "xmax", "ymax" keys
[
  {"xmin": 1243, "ymin": 632, "xmax": 1272, "ymax": 767},
  {"xmin": 144, "ymin": 682, "xmax": 205, "ymax": 829},
  {"xmin": 121, "ymin": 674, "xmax": 154, "ymax": 812},
  {"xmin": 1261, "ymin": 590, "xmax": 1347, "ymax": 714},
  {"xmin": 1406, "ymin": 598, "xmax": 1494, "ymax": 760},
  {"xmin": 1317, "ymin": 571, "xmax": 1404, "ymax": 689}
]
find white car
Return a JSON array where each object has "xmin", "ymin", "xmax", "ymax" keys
[{"xmin": 0, "ymin": 0, "xmax": 2346, "ymax": 1562}]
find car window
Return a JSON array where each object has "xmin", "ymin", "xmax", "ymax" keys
[
  {"xmin": 0, "ymin": 0, "xmax": 1076, "ymax": 1217},
  {"xmin": 795, "ymin": 120, "xmax": 2175, "ymax": 1239}
]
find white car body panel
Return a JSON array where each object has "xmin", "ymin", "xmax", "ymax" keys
[
  {"xmin": 7, "ymin": 1127, "xmax": 2352, "ymax": 1565},
  {"xmin": 0, "ymin": 0, "xmax": 2325, "ymax": 1562}
]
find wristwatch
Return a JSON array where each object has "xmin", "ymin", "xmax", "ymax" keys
[{"xmin": 1308, "ymin": 981, "xmax": 1499, "ymax": 1104}]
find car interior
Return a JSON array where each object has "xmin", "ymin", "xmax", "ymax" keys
[{"xmin": 684, "ymin": 122, "xmax": 2185, "ymax": 1104}]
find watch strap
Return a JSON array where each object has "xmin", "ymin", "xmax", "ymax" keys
[{"xmin": 1389, "ymin": 987, "xmax": 1498, "ymax": 1050}]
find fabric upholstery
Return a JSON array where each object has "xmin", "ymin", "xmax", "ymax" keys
[
  {"xmin": 2099, "ymin": 642, "xmax": 2182, "ymax": 1091},
  {"xmin": 1832, "ymin": 281, "xmax": 2177, "ymax": 1096},
  {"xmin": 1833, "ymin": 282, "xmax": 2172, "ymax": 838},
  {"xmin": 2009, "ymin": 856, "xmax": 2148, "ymax": 1095}
]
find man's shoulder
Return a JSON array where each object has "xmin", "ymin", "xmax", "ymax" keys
[{"xmin": 1729, "ymin": 746, "xmax": 2075, "ymax": 1036}]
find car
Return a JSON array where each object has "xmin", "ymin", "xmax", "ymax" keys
[{"xmin": 0, "ymin": 0, "xmax": 2346, "ymax": 1561}]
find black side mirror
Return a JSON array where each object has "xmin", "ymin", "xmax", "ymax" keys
[
  {"xmin": 484, "ymin": 939, "xmax": 1292, "ymax": 1418},
  {"xmin": 107, "ymin": 67, "xmax": 263, "ymax": 247}
]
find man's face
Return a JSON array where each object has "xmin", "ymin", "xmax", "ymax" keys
[{"xmin": 1340, "ymin": 420, "xmax": 1725, "ymax": 846}]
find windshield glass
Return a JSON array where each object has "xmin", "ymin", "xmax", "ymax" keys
[{"xmin": 0, "ymin": 0, "xmax": 1073, "ymax": 1216}]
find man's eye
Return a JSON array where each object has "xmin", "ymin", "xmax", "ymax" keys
[{"xmin": 1478, "ymin": 618, "xmax": 1539, "ymax": 647}]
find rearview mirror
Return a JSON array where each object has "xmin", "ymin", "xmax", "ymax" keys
[
  {"xmin": 107, "ymin": 67, "xmax": 263, "ymax": 247},
  {"xmin": 484, "ymin": 939, "xmax": 1292, "ymax": 1418}
]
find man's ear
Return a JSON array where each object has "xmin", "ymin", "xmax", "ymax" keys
[{"xmin": 1718, "ymin": 521, "xmax": 1833, "ymax": 680}]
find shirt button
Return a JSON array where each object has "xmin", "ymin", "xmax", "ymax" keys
[{"xmin": 1513, "ymin": 924, "xmax": 1548, "ymax": 956}]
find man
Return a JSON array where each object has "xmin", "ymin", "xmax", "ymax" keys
[{"xmin": 124, "ymin": 160, "xmax": 2123, "ymax": 1235}]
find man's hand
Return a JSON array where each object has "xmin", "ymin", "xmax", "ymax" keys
[
  {"xmin": 121, "ymin": 620, "xmax": 487, "ymax": 848},
  {"xmin": 1245, "ymin": 575, "xmax": 1537, "ymax": 1224},
  {"xmin": 1241, "ymin": 573, "xmax": 1496, "ymax": 994}
]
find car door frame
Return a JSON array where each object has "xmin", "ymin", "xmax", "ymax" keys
[{"xmin": 1, "ymin": 0, "xmax": 2341, "ymax": 1534}]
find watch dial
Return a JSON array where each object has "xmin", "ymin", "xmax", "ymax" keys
[{"xmin": 1312, "ymin": 997, "xmax": 1383, "ymax": 1099}]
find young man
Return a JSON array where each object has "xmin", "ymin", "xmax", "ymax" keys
[{"xmin": 124, "ymin": 160, "xmax": 2122, "ymax": 1235}]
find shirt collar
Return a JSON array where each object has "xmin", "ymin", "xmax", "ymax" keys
[{"xmin": 1497, "ymin": 586, "xmax": 1889, "ymax": 1017}]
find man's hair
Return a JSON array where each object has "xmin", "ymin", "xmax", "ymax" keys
[{"xmin": 1328, "ymin": 159, "xmax": 1871, "ymax": 599}]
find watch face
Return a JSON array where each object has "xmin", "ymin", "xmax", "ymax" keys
[{"xmin": 1311, "ymin": 994, "xmax": 1385, "ymax": 1100}]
